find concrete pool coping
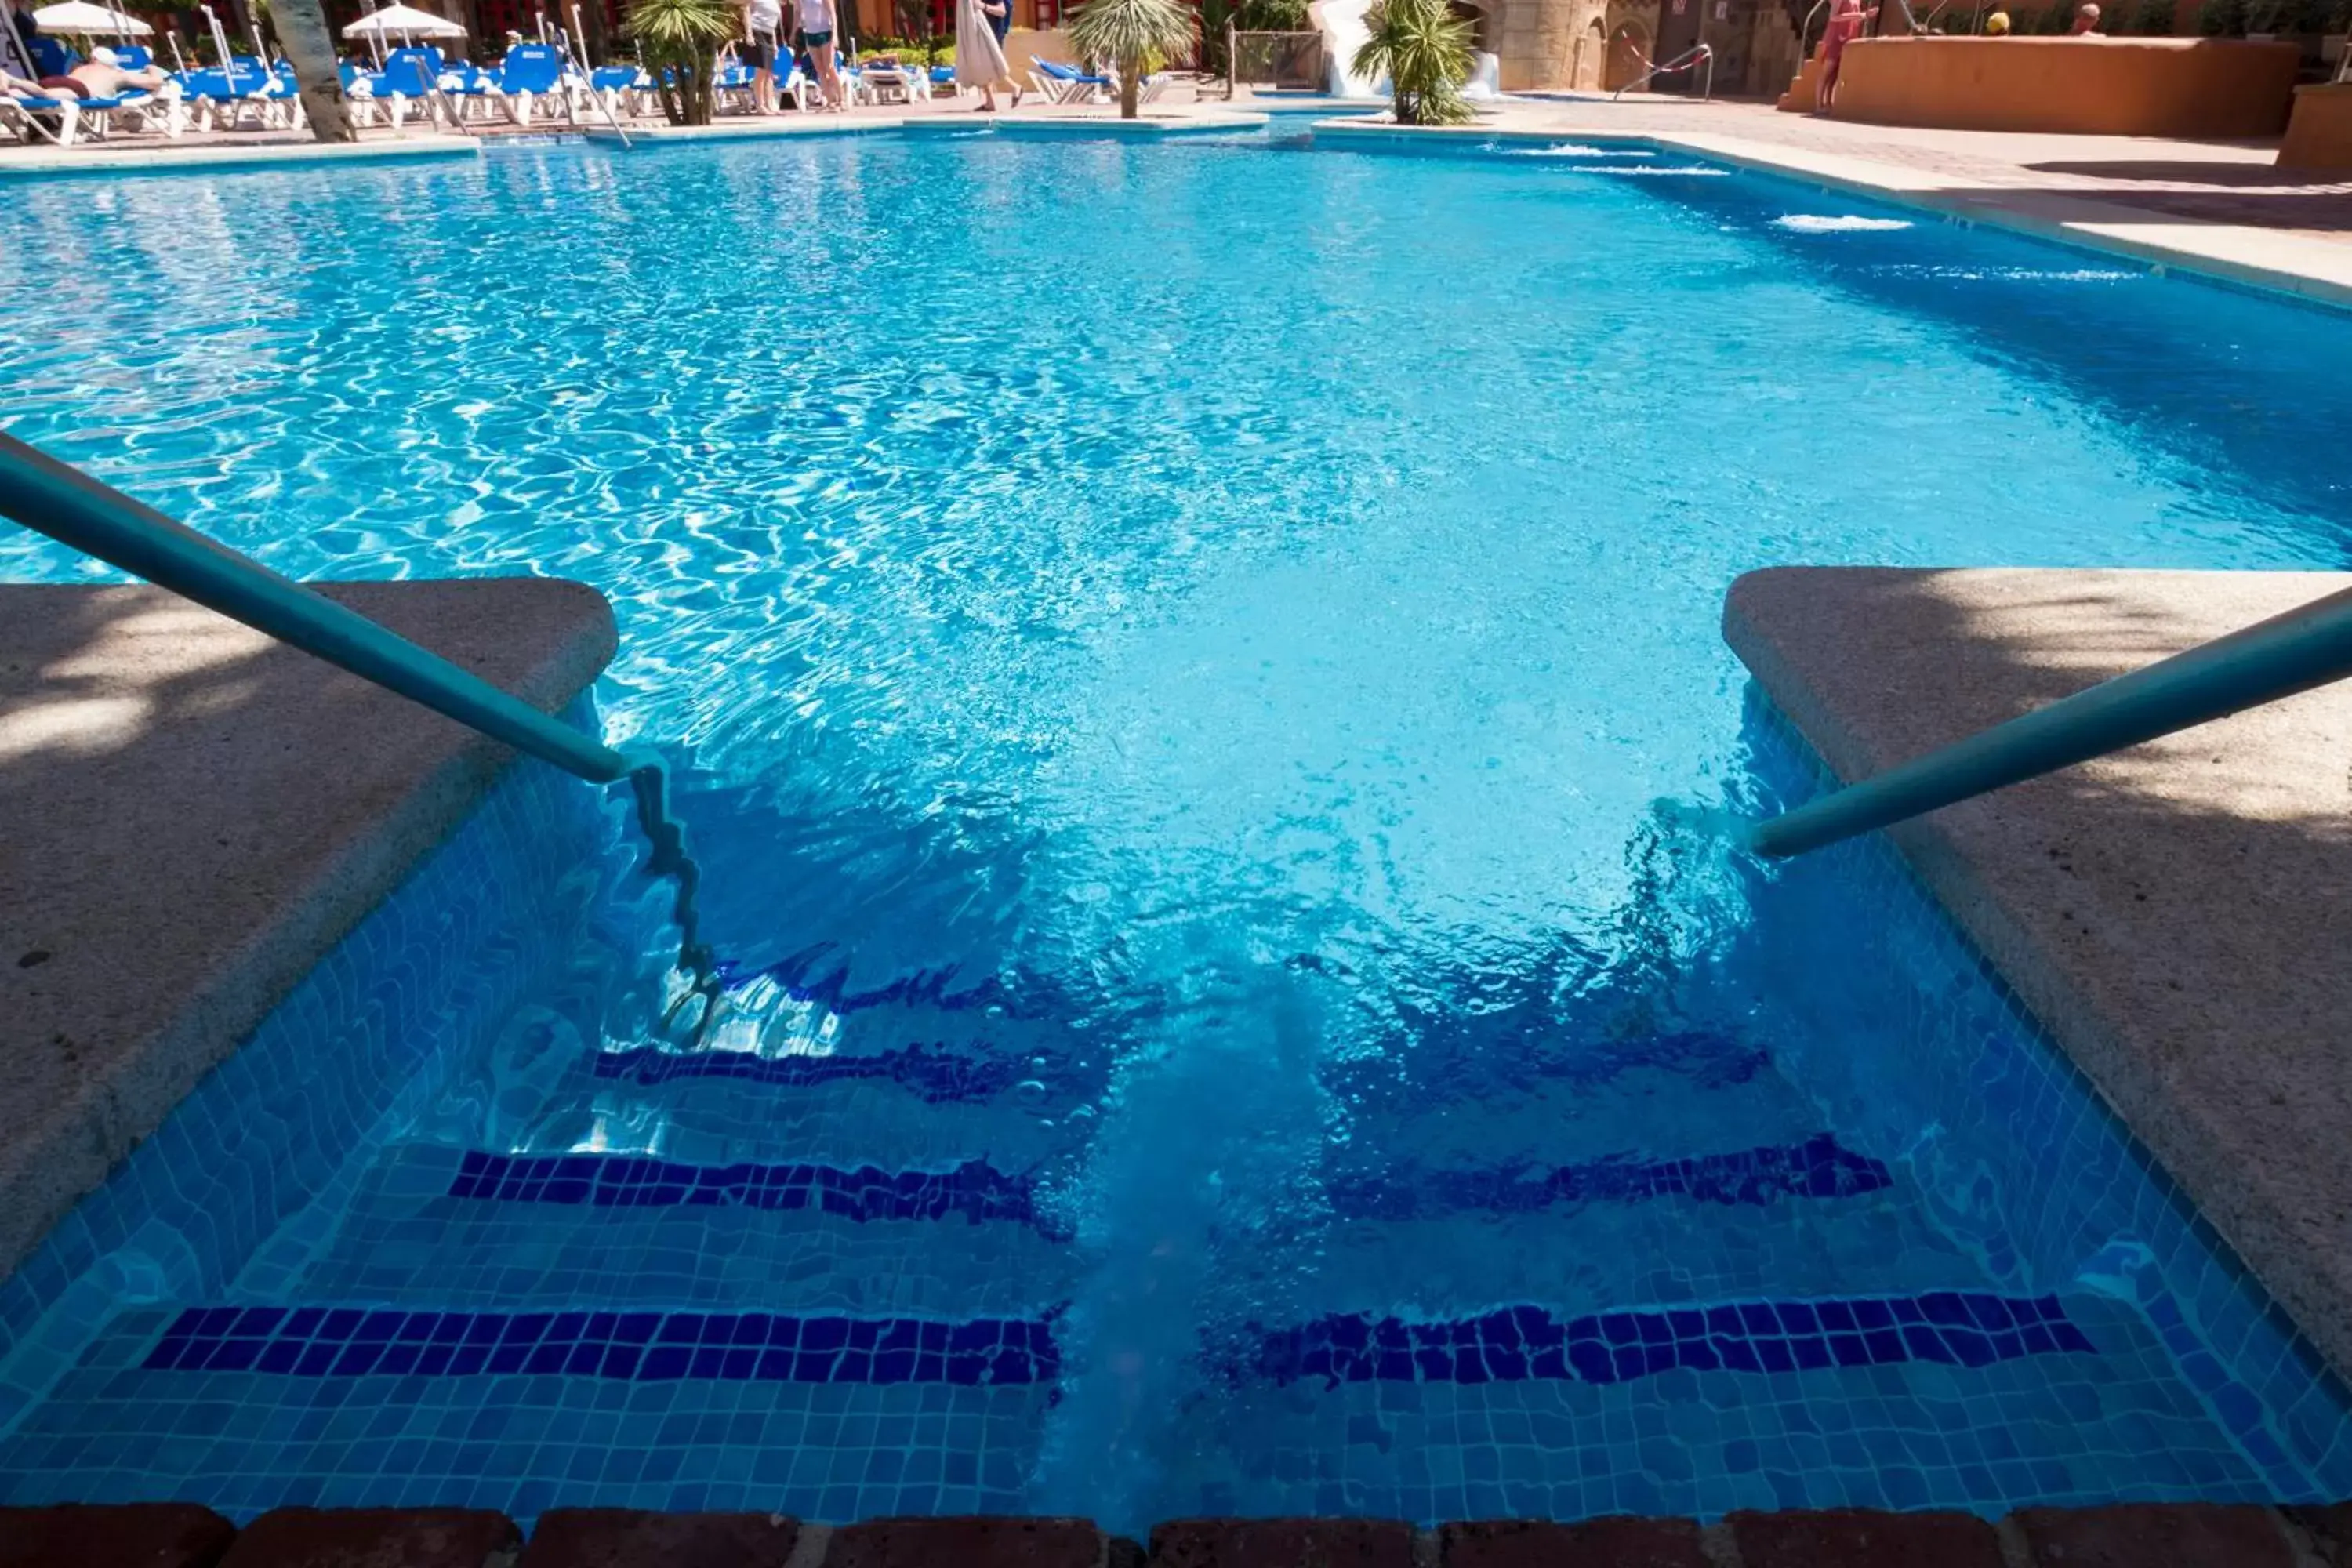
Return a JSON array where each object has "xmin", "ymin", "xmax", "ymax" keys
[
  {"xmin": 0, "ymin": 134, "xmax": 477, "ymax": 180},
  {"xmin": 0, "ymin": 579, "xmax": 615, "ymax": 1287},
  {"xmin": 1725, "ymin": 567, "xmax": 2352, "ymax": 1381},
  {"xmin": 1310, "ymin": 120, "xmax": 2352, "ymax": 314}
]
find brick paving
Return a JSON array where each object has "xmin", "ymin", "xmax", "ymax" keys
[{"xmin": 7, "ymin": 1503, "xmax": 2344, "ymax": 1567}]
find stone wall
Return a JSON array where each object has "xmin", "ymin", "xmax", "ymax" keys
[{"xmin": 1490, "ymin": 0, "xmax": 1612, "ymax": 90}]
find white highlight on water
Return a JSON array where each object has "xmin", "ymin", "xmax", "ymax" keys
[{"xmin": 1773, "ymin": 214, "xmax": 1915, "ymax": 233}]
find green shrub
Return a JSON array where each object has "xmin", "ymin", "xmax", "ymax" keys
[
  {"xmin": 630, "ymin": 0, "xmax": 735, "ymax": 124},
  {"xmin": 1069, "ymin": 0, "xmax": 1198, "ymax": 116},
  {"xmin": 2198, "ymin": 0, "xmax": 2249, "ymax": 32},
  {"xmin": 1355, "ymin": 0, "xmax": 1474, "ymax": 125},
  {"xmin": 2129, "ymin": 0, "xmax": 2176, "ymax": 30}
]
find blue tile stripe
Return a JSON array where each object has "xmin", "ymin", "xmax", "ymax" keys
[
  {"xmin": 1256, "ymin": 1294, "xmax": 2096, "ymax": 1389},
  {"xmin": 592, "ymin": 1042, "xmax": 1026, "ymax": 1104},
  {"xmin": 716, "ymin": 944, "xmax": 1004, "ymax": 1014},
  {"xmin": 1330, "ymin": 1134, "xmax": 1892, "ymax": 1221},
  {"xmin": 447, "ymin": 1152, "xmax": 1061, "ymax": 1236},
  {"xmin": 144, "ymin": 1308, "xmax": 1058, "ymax": 1385}
]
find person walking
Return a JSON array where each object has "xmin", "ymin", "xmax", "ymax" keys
[
  {"xmin": 745, "ymin": 0, "xmax": 785, "ymax": 112},
  {"xmin": 1813, "ymin": 0, "xmax": 1875, "ymax": 114},
  {"xmin": 797, "ymin": 0, "xmax": 844, "ymax": 110},
  {"xmin": 956, "ymin": 0, "xmax": 1022, "ymax": 111}
]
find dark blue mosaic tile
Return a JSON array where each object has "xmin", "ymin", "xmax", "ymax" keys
[
  {"xmin": 715, "ymin": 944, "xmax": 1004, "ymax": 1015},
  {"xmin": 1327, "ymin": 1133, "xmax": 1891, "ymax": 1221},
  {"xmin": 1254, "ymin": 1293, "xmax": 2096, "ymax": 1389},
  {"xmin": 445, "ymin": 1152, "xmax": 1060, "ymax": 1237},
  {"xmin": 592, "ymin": 1042, "xmax": 1029, "ymax": 1104},
  {"xmin": 145, "ymin": 1307, "xmax": 1058, "ymax": 1387}
]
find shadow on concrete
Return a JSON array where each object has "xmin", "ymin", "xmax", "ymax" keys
[
  {"xmin": 0, "ymin": 577, "xmax": 612, "ymax": 1283},
  {"xmin": 2021, "ymin": 158, "xmax": 2352, "ymax": 190}
]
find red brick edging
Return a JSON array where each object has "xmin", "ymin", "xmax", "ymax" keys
[{"xmin": 7, "ymin": 1501, "xmax": 2352, "ymax": 1567}]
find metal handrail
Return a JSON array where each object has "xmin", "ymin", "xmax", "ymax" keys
[
  {"xmin": 1613, "ymin": 42, "xmax": 1713, "ymax": 101},
  {"xmin": 0, "ymin": 433, "xmax": 714, "ymax": 1007},
  {"xmin": 1746, "ymin": 586, "xmax": 2352, "ymax": 858},
  {"xmin": 1798, "ymin": 0, "xmax": 1830, "ymax": 58}
]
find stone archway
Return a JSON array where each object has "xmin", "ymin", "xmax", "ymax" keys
[
  {"xmin": 1603, "ymin": 18, "xmax": 1650, "ymax": 89},
  {"xmin": 1573, "ymin": 16, "xmax": 1604, "ymax": 88}
]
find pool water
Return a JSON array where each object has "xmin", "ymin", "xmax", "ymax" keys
[{"xmin": 2, "ymin": 129, "xmax": 2350, "ymax": 1530}]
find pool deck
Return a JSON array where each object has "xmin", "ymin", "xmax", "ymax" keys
[
  {"xmin": 1725, "ymin": 568, "xmax": 2352, "ymax": 1382},
  {"xmin": 0, "ymin": 579, "xmax": 614, "ymax": 1287}
]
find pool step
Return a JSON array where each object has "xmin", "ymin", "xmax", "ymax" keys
[
  {"xmin": 262, "ymin": 1145, "xmax": 1080, "ymax": 1317},
  {"xmin": 252, "ymin": 1131, "xmax": 1956, "ymax": 1323},
  {"xmin": 0, "ymin": 1287, "xmax": 2270, "ymax": 1520}
]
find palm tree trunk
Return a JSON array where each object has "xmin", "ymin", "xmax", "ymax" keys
[
  {"xmin": 271, "ymin": 0, "xmax": 358, "ymax": 142},
  {"xmin": 1119, "ymin": 56, "xmax": 1139, "ymax": 115}
]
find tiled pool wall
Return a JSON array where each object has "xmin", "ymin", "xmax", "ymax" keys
[
  {"xmin": 1728, "ymin": 688, "xmax": 2352, "ymax": 1500},
  {"xmin": 0, "ymin": 714, "xmax": 624, "ymax": 1442}
]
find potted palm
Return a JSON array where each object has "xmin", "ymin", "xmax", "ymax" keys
[
  {"xmin": 631, "ymin": 0, "xmax": 735, "ymax": 125},
  {"xmin": 1068, "ymin": 0, "xmax": 1199, "ymax": 118},
  {"xmin": 1355, "ymin": 0, "xmax": 1474, "ymax": 126}
]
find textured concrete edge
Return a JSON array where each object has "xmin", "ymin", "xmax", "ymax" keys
[
  {"xmin": 0, "ymin": 137, "xmax": 480, "ymax": 182},
  {"xmin": 0, "ymin": 579, "xmax": 618, "ymax": 1285},
  {"xmin": 1719, "ymin": 567, "xmax": 2352, "ymax": 1387}
]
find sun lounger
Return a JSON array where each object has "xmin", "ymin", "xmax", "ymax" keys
[
  {"xmin": 1031, "ymin": 60, "xmax": 1111, "ymax": 104},
  {"xmin": 485, "ymin": 42, "xmax": 569, "ymax": 126}
]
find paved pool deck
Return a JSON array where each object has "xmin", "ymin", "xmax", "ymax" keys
[
  {"xmin": 1726, "ymin": 568, "xmax": 2352, "ymax": 1381},
  {"xmin": 0, "ymin": 579, "xmax": 614, "ymax": 1285}
]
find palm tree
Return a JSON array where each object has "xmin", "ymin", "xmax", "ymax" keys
[
  {"xmin": 1353, "ymin": 0, "xmax": 1473, "ymax": 125},
  {"xmin": 1068, "ymin": 0, "xmax": 1196, "ymax": 118},
  {"xmin": 261, "ymin": 0, "xmax": 358, "ymax": 143},
  {"xmin": 630, "ymin": 0, "xmax": 735, "ymax": 124}
]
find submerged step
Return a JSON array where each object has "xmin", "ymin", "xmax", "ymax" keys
[
  {"xmin": 147, "ymin": 1307, "xmax": 1059, "ymax": 1386},
  {"xmin": 281, "ymin": 1146, "xmax": 1077, "ymax": 1316},
  {"xmin": 1255, "ymin": 1292, "xmax": 2095, "ymax": 1389},
  {"xmin": 448, "ymin": 1151, "xmax": 1064, "ymax": 1235}
]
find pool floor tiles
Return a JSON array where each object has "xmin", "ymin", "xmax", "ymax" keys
[
  {"xmin": 1133, "ymin": 1292, "xmax": 2274, "ymax": 1523},
  {"xmin": 0, "ymin": 1287, "xmax": 2269, "ymax": 1526},
  {"xmin": 0, "ymin": 1306, "xmax": 1048, "ymax": 1522}
]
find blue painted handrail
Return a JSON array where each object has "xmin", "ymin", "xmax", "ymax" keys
[
  {"xmin": 1747, "ymin": 583, "xmax": 2352, "ymax": 858},
  {"xmin": 0, "ymin": 432, "xmax": 714, "ymax": 1004}
]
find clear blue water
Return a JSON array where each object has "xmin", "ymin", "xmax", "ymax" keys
[{"xmin": 2, "ymin": 129, "xmax": 2350, "ymax": 1529}]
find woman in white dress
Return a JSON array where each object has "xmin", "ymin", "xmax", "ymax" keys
[{"xmin": 955, "ymin": 0, "xmax": 1022, "ymax": 111}]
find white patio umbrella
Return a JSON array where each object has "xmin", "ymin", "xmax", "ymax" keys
[
  {"xmin": 342, "ymin": 5, "xmax": 467, "ymax": 42},
  {"xmin": 30, "ymin": 2, "xmax": 154, "ymax": 37}
]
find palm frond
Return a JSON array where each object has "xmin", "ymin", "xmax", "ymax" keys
[
  {"xmin": 1352, "ymin": 0, "xmax": 1475, "ymax": 126},
  {"xmin": 1068, "ymin": 0, "xmax": 1197, "ymax": 73}
]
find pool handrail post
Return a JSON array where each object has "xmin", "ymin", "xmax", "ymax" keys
[
  {"xmin": 1745, "ymin": 583, "xmax": 2352, "ymax": 858},
  {"xmin": 0, "ymin": 431, "xmax": 718, "ymax": 1006}
]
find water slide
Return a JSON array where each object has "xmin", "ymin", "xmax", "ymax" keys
[
  {"xmin": 1305, "ymin": 0, "xmax": 1500, "ymax": 101},
  {"xmin": 1305, "ymin": 0, "xmax": 1381, "ymax": 98}
]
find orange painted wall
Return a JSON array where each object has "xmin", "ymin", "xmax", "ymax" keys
[
  {"xmin": 2278, "ymin": 83, "xmax": 2352, "ymax": 170},
  {"xmin": 1827, "ymin": 37, "xmax": 2300, "ymax": 139}
]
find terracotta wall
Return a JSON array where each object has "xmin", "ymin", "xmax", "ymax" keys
[
  {"xmin": 1828, "ymin": 35, "xmax": 2300, "ymax": 136},
  {"xmin": 2279, "ymin": 82, "xmax": 2352, "ymax": 168}
]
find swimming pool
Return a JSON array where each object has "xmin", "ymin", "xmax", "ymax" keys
[{"xmin": 2, "ymin": 127, "xmax": 2350, "ymax": 1531}]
